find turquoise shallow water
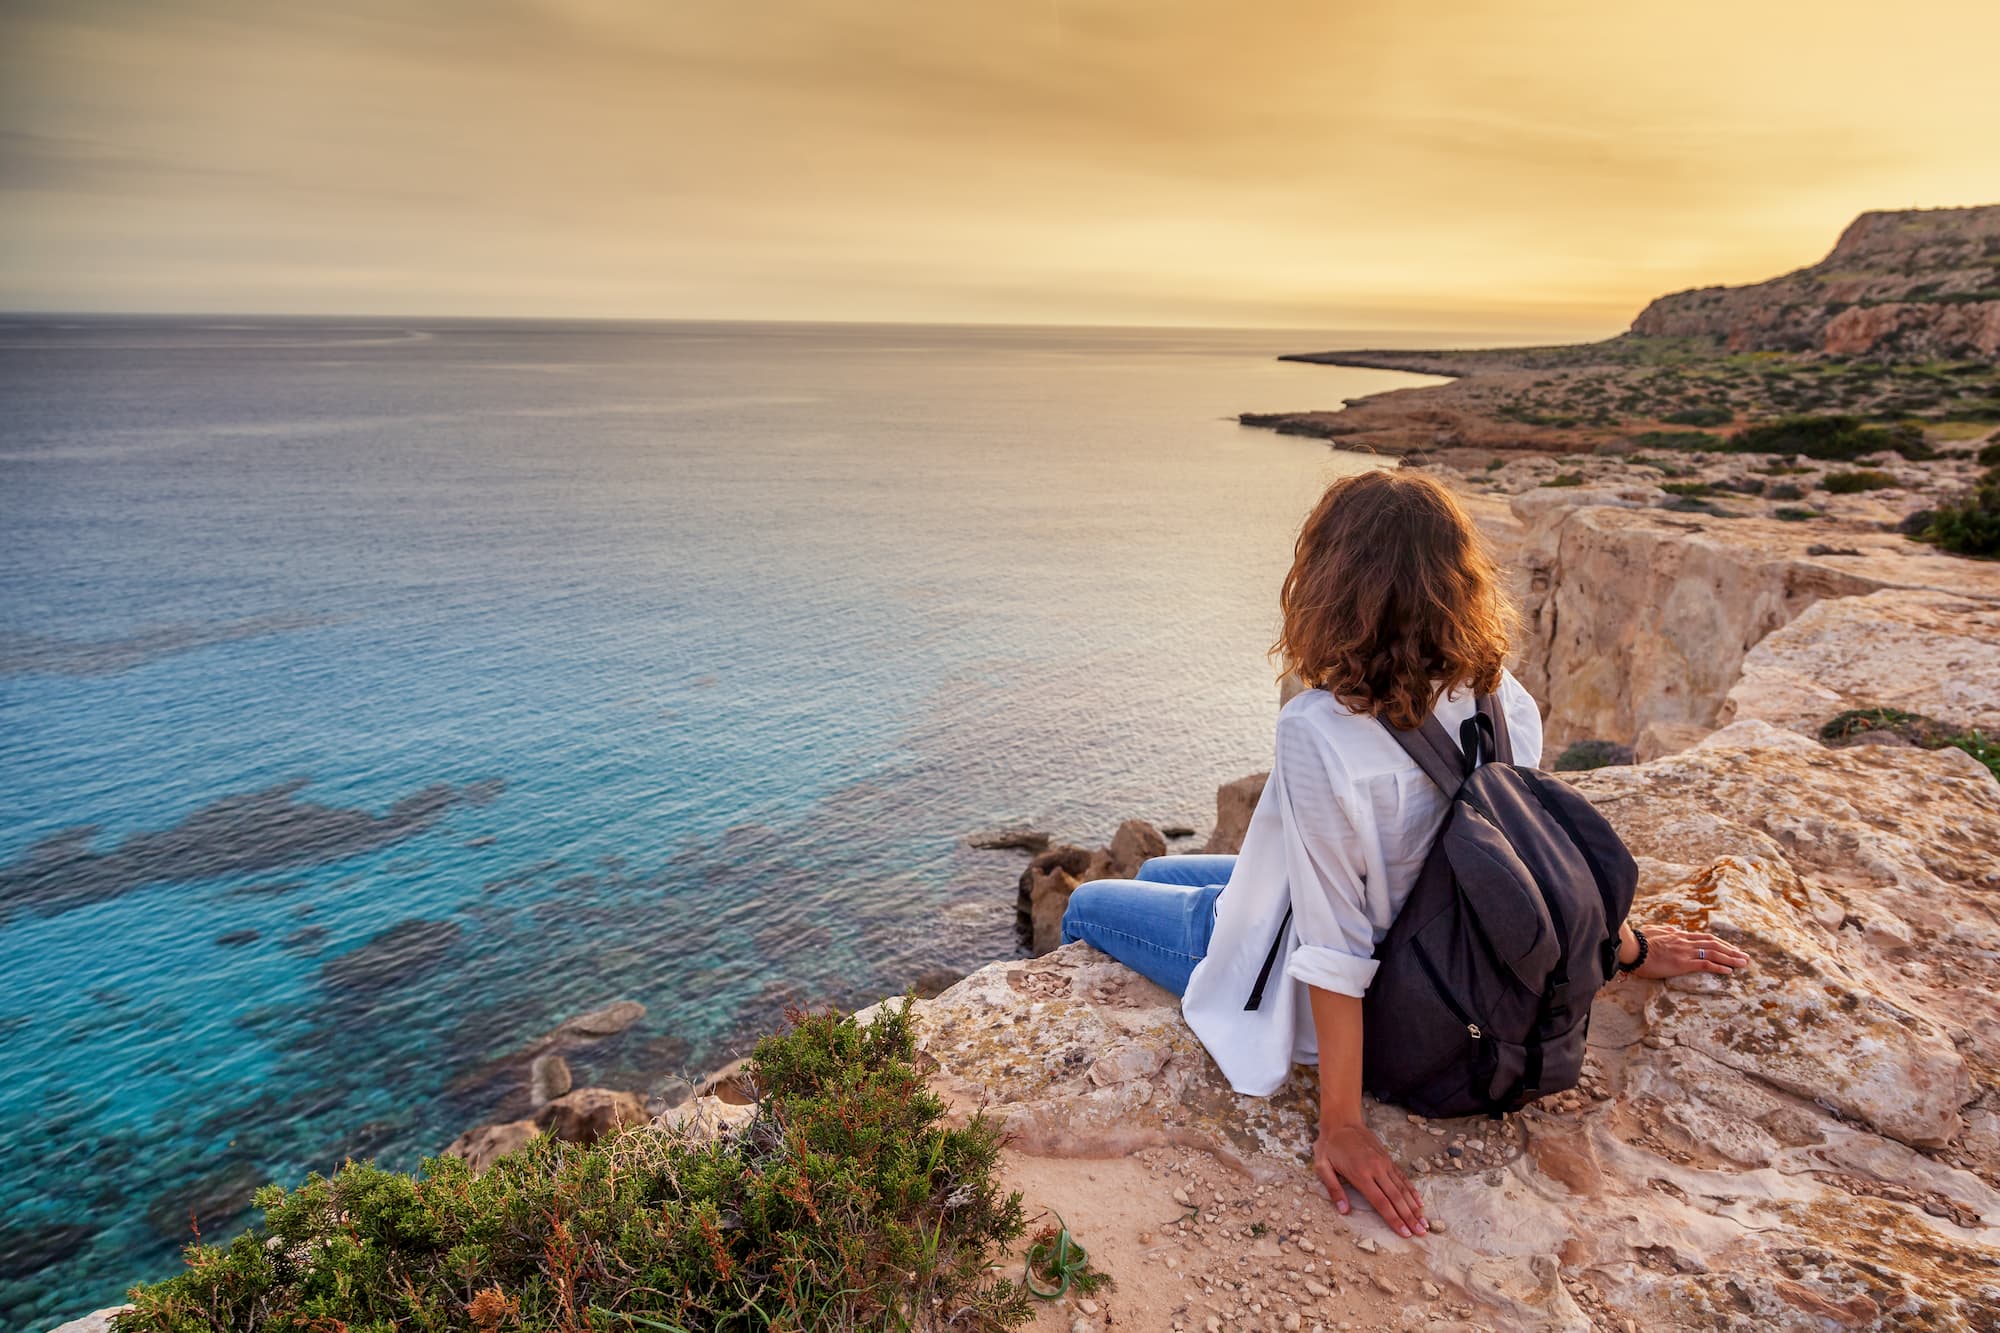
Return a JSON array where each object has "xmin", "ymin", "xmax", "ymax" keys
[{"xmin": 0, "ymin": 317, "xmax": 1450, "ymax": 1324}]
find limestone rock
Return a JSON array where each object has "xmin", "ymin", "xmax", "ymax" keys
[
  {"xmin": 44, "ymin": 1309, "xmax": 132, "ymax": 1333},
  {"xmin": 1201, "ymin": 771, "xmax": 1269, "ymax": 855},
  {"xmin": 1510, "ymin": 501, "xmax": 2000, "ymax": 751},
  {"xmin": 1106, "ymin": 819, "xmax": 1167, "ymax": 878},
  {"xmin": 1017, "ymin": 844, "xmax": 1092, "ymax": 954},
  {"xmin": 1030, "ymin": 866, "xmax": 1080, "ymax": 955},
  {"xmin": 1631, "ymin": 720, "xmax": 1710, "ymax": 763},
  {"xmin": 966, "ymin": 827, "xmax": 1051, "ymax": 853},
  {"xmin": 1014, "ymin": 821, "xmax": 1186, "ymax": 953},
  {"xmin": 442, "ymin": 1119, "xmax": 540, "ymax": 1174},
  {"xmin": 534, "ymin": 1088, "xmax": 648, "ymax": 1145},
  {"xmin": 659, "ymin": 1094, "xmax": 758, "ymax": 1143},
  {"xmin": 1724, "ymin": 588, "xmax": 2000, "ymax": 737},
  {"xmin": 1510, "ymin": 482, "xmax": 1660, "ymax": 526},
  {"xmin": 1638, "ymin": 856, "xmax": 1968, "ymax": 1148},
  {"xmin": 694, "ymin": 1057, "xmax": 758, "ymax": 1105}
]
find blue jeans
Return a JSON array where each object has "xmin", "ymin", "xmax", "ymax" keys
[{"xmin": 1059, "ymin": 854, "xmax": 1238, "ymax": 995}]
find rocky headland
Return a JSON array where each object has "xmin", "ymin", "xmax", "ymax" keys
[
  {"xmin": 1239, "ymin": 205, "xmax": 2000, "ymax": 465},
  {"xmin": 1631, "ymin": 206, "xmax": 2000, "ymax": 359}
]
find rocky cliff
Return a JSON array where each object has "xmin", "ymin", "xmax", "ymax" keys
[
  {"xmin": 1440, "ymin": 446, "xmax": 2000, "ymax": 755},
  {"xmin": 1631, "ymin": 205, "xmax": 2000, "ymax": 360}
]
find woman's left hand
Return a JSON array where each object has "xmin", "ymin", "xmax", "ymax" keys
[{"xmin": 1635, "ymin": 924, "xmax": 1749, "ymax": 980}]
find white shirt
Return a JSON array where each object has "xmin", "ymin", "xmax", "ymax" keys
[{"xmin": 1180, "ymin": 670, "xmax": 1544, "ymax": 1096}]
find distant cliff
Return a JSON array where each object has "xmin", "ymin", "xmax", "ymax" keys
[{"xmin": 1631, "ymin": 204, "xmax": 2000, "ymax": 359}]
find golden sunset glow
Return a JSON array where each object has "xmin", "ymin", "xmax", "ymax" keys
[{"xmin": 3, "ymin": 0, "xmax": 1996, "ymax": 333}]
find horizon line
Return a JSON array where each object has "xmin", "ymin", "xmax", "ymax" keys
[{"xmin": 0, "ymin": 308, "xmax": 1618, "ymax": 344}]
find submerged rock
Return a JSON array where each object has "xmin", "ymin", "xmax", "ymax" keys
[
  {"xmin": 318, "ymin": 918, "xmax": 462, "ymax": 996},
  {"xmin": 0, "ymin": 776, "xmax": 503, "ymax": 925},
  {"xmin": 528, "ymin": 1053, "xmax": 572, "ymax": 1107},
  {"xmin": 0, "ymin": 1222, "xmax": 98, "ymax": 1281},
  {"xmin": 550, "ymin": 999, "xmax": 646, "ymax": 1040},
  {"xmin": 144, "ymin": 1161, "xmax": 266, "ymax": 1241},
  {"xmin": 906, "ymin": 966, "xmax": 967, "ymax": 998}
]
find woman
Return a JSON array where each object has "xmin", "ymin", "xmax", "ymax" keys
[{"xmin": 1060, "ymin": 469, "xmax": 1748, "ymax": 1240}]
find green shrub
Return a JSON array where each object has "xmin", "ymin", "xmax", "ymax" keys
[
  {"xmin": 1977, "ymin": 439, "xmax": 2000, "ymax": 466},
  {"xmin": 1554, "ymin": 740, "xmax": 1633, "ymax": 771},
  {"xmin": 1629, "ymin": 430, "xmax": 1724, "ymax": 451},
  {"xmin": 1820, "ymin": 706, "xmax": 1923, "ymax": 742},
  {"xmin": 1821, "ymin": 708, "xmax": 2000, "ymax": 780},
  {"xmin": 1542, "ymin": 471, "xmax": 1585, "ymax": 488},
  {"xmin": 1951, "ymin": 730, "xmax": 2000, "ymax": 781},
  {"xmin": 1918, "ymin": 467, "xmax": 2000, "ymax": 557},
  {"xmin": 1820, "ymin": 469, "xmax": 1899, "ymax": 493},
  {"xmin": 1727, "ymin": 415, "xmax": 1933, "ymax": 460},
  {"xmin": 1660, "ymin": 481, "xmax": 1715, "ymax": 497},
  {"xmin": 1766, "ymin": 482, "xmax": 1805, "ymax": 501},
  {"xmin": 118, "ymin": 1003, "xmax": 1032, "ymax": 1333},
  {"xmin": 1774, "ymin": 506, "xmax": 1820, "ymax": 522},
  {"xmin": 1663, "ymin": 405, "xmax": 1733, "ymax": 426}
]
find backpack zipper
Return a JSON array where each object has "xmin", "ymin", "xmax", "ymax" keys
[{"xmin": 1412, "ymin": 939, "xmax": 1485, "ymax": 1040}]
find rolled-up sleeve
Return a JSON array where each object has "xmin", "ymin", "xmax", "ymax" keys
[{"xmin": 1272, "ymin": 711, "xmax": 1380, "ymax": 998}]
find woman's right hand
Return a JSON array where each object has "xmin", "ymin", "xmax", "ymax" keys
[{"xmin": 1313, "ymin": 1119, "xmax": 1428, "ymax": 1237}]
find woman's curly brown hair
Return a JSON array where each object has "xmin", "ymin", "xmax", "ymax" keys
[{"xmin": 1271, "ymin": 469, "xmax": 1518, "ymax": 730}]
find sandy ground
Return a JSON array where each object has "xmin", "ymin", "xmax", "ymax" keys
[{"xmin": 999, "ymin": 1145, "xmax": 1489, "ymax": 1333}]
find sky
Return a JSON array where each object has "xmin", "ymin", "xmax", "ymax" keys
[{"xmin": 2, "ymin": 0, "xmax": 1996, "ymax": 335}]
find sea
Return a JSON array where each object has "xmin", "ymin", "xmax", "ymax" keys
[{"xmin": 0, "ymin": 316, "xmax": 1458, "ymax": 1325}]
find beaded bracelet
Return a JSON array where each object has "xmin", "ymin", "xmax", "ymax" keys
[{"xmin": 1616, "ymin": 925, "xmax": 1649, "ymax": 975}]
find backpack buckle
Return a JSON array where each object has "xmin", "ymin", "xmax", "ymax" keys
[{"xmin": 1599, "ymin": 936, "xmax": 1622, "ymax": 980}]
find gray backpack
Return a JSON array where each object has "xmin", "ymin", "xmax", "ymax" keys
[
  {"xmin": 1243, "ymin": 694, "xmax": 1638, "ymax": 1119},
  {"xmin": 1363, "ymin": 696, "xmax": 1637, "ymax": 1117}
]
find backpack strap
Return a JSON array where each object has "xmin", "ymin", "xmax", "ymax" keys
[
  {"xmin": 1476, "ymin": 691, "xmax": 1514, "ymax": 765},
  {"xmin": 1378, "ymin": 711, "xmax": 1469, "ymax": 795},
  {"xmin": 1380, "ymin": 689, "xmax": 1511, "ymax": 795},
  {"xmin": 1243, "ymin": 905, "xmax": 1292, "ymax": 1011}
]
